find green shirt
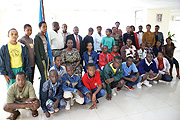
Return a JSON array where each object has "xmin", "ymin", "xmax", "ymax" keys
[
  {"xmin": 101, "ymin": 36, "xmax": 115, "ymax": 52},
  {"xmin": 7, "ymin": 81, "xmax": 36, "ymax": 103}
]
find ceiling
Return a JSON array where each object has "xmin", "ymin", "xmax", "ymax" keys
[{"xmin": 0, "ymin": 0, "xmax": 180, "ymax": 11}]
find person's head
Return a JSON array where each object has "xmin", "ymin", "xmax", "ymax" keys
[
  {"xmin": 24, "ymin": 24, "xmax": 32, "ymax": 37},
  {"xmin": 86, "ymin": 42, "xmax": 93, "ymax": 51},
  {"xmin": 130, "ymin": 25, "xmax": 135, "ymax": 32},
  {"xmin": 126, "ymin": 26, "xmax": 130, "ymax": 33},
  {"xmin": 66, "ymin": 39, "xmax": 73, "ymax": 49},
  {"xmin": 49, "ymin": 70, "xmax": 58, "ymax": 84},
  {"xmin": 97, "ymin": 26, "xmax": 102, "ymax": 34},
  {"xmin": 52, "ymin": 22, "xmax": 60, "ymax": 32},
  {"xmin": 39, "ymin": 21, "xmax": 47, "ymax": 33},
  {"xmin": 15, "ymin": 72, "xmax": 26, "ymax": 88},
  {"xmin": 146, "ymin": 40, "xmax": 152, "ymax": 47},
  {"xmin": 126, "ymin": 38, "xmax": 132, "ymax": 46},
  {"xmin": 103, "ymin": 45, "xmax": 108, "ymax": 53},
  {"xmin": 73, "ymin": 26, "xmax": 79, "ymax": 35},
  {"xmin": 140, "ymin": 43, "xmax": 146, "ymax": 49},
  {"xmin": 113, "ymin": 55, "xmax": 122, "ymax": 69},
  {"xmin": 146, "ymin": 53, "xmax": 153, "ymax": 63},
  {"xmin": 66, "ymin": 63, "xmax": 74, "ymax": 77},
  {"xmin": 112, "ymin": 45, "xmax": 118, "ymax": 53},
  {"xmin": 88, "ymin": 27, "xmax": 94, "ymax": 35},
  {"xmin": 54, "ymin": 55, "xmax": 62, "ymax": 68},
  {"xmin": 156, "ymin": 40, "xmax": 161, "ymax": 48},
  {"xmin": 157, "ymin": 51, "xmax": 164, "ymax": 60},
  {"xmin": 106, "ymin": 28, "xmax": 112, "ymax": 36},
  {"xmin": 126, "ymin": 56, "xmax": 133, "ymax": 67},
  {"xmin": 166, "ymin": 37, "xmax": 172, "ymax": 45},
  {"xmin": 155, "ymin": 25, "xmax": 159, "ymax": 32},
  {"xmin": 115, "ymin": 21, "xmax": 120, "ymax": 28},
  {"xmin": 138, "ymin": 25, "xmax": 143, "ymax": 32},
  {"xmin": 146, "ymin": 24, "xmax": 151, "ymax": 31},
  {"xmin": 112, "ymin": 27, "xmax": 117, "ymax": 34},
  {"xmin": 86, "ymin": 63, "xmax": 96, "ymax": 77},
  {"xmin": 62, "ymin": 24, "xmax": 67, "ymax": 32},
  {"xmin": 8, "ymin": 28, "xmax": 19, "ymax": 42}
]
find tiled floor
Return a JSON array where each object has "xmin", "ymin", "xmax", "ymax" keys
[{"xmin": 1, "ymin": 50, "xmax": 180, "ymax": 120}]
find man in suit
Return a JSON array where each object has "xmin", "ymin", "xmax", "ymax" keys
[{"xmin": 65, "ymin": 26, "xmax": 83, "ymax": 56}]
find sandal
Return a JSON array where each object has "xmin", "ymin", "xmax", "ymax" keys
[
  {"xmin": 32, "ymin": 110, "xmax": 38, "ymax": 117},
  {"xmin": 7, "ymin": 110, "xmax": 20, "ymax": 120}
]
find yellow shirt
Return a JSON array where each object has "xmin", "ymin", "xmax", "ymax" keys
[
  {"xmin": 8, "ymin": 42, "xmax": 23, "ymax": 68},
  {"xmin": 110, "ymin": 63, "xmax": 117, "ymax": 75}
]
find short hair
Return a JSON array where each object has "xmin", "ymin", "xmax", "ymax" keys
[
  {"xmin": 114, "ymin": 55, "xmax": 122, "ymax": 61},
  {"xmin": 115, "ymin": 21, "xmax": 120, "ymax": 24},
  {"xmin": 66, "ymin": 63, "xmax": 73, "ymax": 69},
  {"xmin": 127, "ymin": 38, "xmax": 132, "ymax": 41},
  {"xmin": 97, "ymin": 26, "xmax": 102, "ymax": 29},
  {"xmin": 140, "ymin": 43, "xmax": 145, "ymax": 46},
  {"xmin": 130, "ymin": 25, "xmax": 135, "ymax": 31},
  {"xmin": 139, "ymin": 25, "xmax": 143, "ymax": 28},
  {"xmin": 146, "ymin": 24, "xmax": 151, "ymax": 28},
  {"xmin": 103, "ymin": 45, "xmax": 108, "ymax": 48},
  {"xmin": 62, "ymin": 23, "xmax": 67, "ymax": 26},
  {"xmin": 127, "ymin": 56, "xmax": 134, "ymax": 60},
  {"xmin": 155, "ymin": 25, "xmax": 160, "ymax": 28},
  {"xmin": 49, "ymin": 69, "xmax": 58, "ymax": 75},
  {"xmin": 74, "ymin": 26, "xmax": 79, "ymax": 29},
  {"xmin": 158, "ymin": 51, "xmax": 164, "ymax": 56},
  {"xmin": 24, "ymin": 24, "xmax": 32, "ymax": 29},
  {"xmin": 87, "ymin": 42, "xmax": 92, "ymax": 46},
  {"xmin": 54, "ymin": 55, "xmax": 61, "ymax": 60},
  {"xmin": 16, "ymin": 72, "xmax": 26, "ymax": 77},
  {"xmin": 52, "ymin": 21, "xmax": 59, "ymax": 26},
  {"xmin": 112, "ymin": 45, "xmax": 118, "ymax": 48},
  {"xmin": 156, "ymin": 40, "xmax": 161, "ymax": 43},
  {"xmin": 39, "ymin": 21, "xmax": 46, "ymax": 27},
  {"xmin": 106, "ymin": 28, "xmax": 112, "ymax": 33},
  {"xmin": 8, "ymin": 28, "xmax": 17, "ymax": 34},
  {"xmin": 146, "ymin": 53, "xmax": 153, "ymax": 57},
  {"xmin": 112, "ymin": 27, "xmax": 116, "ymax": 29},
  {"xmin": 86, "ymin": 63, "xmax": 95, "ymax": 69},
  {"xmin": 88, "ymin": 27, "xmax": 94, "ymax": 32},
  {"xmin": 66, "ymin": 39, "xmax": 73, "ymax": 44}
]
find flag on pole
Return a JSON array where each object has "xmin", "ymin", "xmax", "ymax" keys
[{"xmin": 39, "ymin": 0, "xmax": 54, "ymax": 68}]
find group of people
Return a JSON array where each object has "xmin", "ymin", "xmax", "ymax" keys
[{"xmin": 0, "ymin": 21, "xmax": 179, "ymax": 120}]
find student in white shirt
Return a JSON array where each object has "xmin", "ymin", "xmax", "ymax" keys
[{"xmin": 93, "ymin": 26, "xmax": 104, "ymax": 53}]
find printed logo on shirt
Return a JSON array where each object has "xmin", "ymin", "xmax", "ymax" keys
[{"xmin": 9, "ymin": 49, "xmax": 20, "ymax": 57}]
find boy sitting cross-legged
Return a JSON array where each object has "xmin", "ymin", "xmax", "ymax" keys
[
  {"xmin": 41, "ymin": 70, "xmax": 66, "ymax": 118},
  {"xmin": 62, "ymin": 64, "xmax": 91, "ymax": 110},
  {"xmin": 3, "ymin": 72, "xmax": 40, "ymax": 120},
  {"xmin": 82, "ymin": 63, "xmax": 106, "ymax": 110}
]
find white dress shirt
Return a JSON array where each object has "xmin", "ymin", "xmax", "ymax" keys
[{"xmin": 93, "ymin": 33, "xmax": 105, "ymax": 51}]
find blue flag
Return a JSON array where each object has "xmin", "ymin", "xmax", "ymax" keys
[{"xmin": 39, "ymin": 0, "xmax": 54, "ymax": 68}]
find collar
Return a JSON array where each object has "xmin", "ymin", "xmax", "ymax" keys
[
  {"xmin": 50, "ymin": 80, "xmax": 57, "ymax": 87},
  {"xmin": 145, "ymin": 58, "xmax": 153, "ymax": 66},
  {"xmin": 87, "ymin": 73, "xmax": 95, "ymax": 79},
  {"xmin": 67, "ymin": 73, "xmax": 74, "ymax": 78},
  {"xmin": 54, "ymin": 64, "xmax": 63, "ymax": 71}
]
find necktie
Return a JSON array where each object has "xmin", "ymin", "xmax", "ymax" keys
[{"xmin": 76, "ymin": 35, "xmax": 80, "ymax": 51}]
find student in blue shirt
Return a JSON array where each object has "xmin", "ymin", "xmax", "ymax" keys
[
  {"xmin": 62, "ymin": 64, "xmax": 91, "ymax": 110},
  {"xmin": 82, "ymin": 42, "xmax": 100, "ymax": 72},
  {"xmin": 122, "ymin": 56, "xmax": 141, "ymax": 90},
  {"xmin": 41, "ymin": 70, "xmax": 66, "ymax": 118}
]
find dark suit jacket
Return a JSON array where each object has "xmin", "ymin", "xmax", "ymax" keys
[{"xmin": 65, "ymin": 34, "xmax": 83, "ymax": 56}]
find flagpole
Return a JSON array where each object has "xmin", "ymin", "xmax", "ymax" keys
[{"xmin": 41, "ymin": 0, "xmax": 45, "ymax": 21}]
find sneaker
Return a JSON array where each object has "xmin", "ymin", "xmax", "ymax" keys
[
  {"xmin": 159, "ymin": 80, "xmax": 164, "ymax": 82},
  {"xmin": 112, "ymin": 89, "xmax": 117, "ymax": 96},
  {"xmin": 117, "ymin": 87, "xmax": 121, "ymax": 91},
  {"xmin": 70, "ymin": 98, "xmax": 74, "ymax": 107},
  {"xmin": 65, "ymin": 101, "xmax": 70, "ymax": 111},
  {"xmin": 54, "ymin": 108, "xmax": 59, "ymax": 113},
  {"xmin": 124, "ymin": 84, "xmax": 134, "ymax": 90},
  {"xmin": 48, "ymin": 111, "xmax": 54, "ymax": 114},
  {"xmin": 153, "ymin": 81, "xmax": 158, "ymax": 84},
  {"xmin": 143, "ymin": 80, "xmax": 152, "ymax": 87},
  {"xmin": 137, "ymin": 82, "xmax": 142, "ymax": 89}
]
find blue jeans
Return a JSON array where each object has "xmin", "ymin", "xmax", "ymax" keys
[
  {"xmin": 161, "ymin": 74, "xmax": 172, "ymax": 82},
  {"xmin": 124, "ymin": 74, "xmax": 142, "ymax": 87},
  {"xmin": 84, "ymin": 87, "xmax": 106, "ymax": 104},
  {"xmin": 46, "ymin": 98, "xmax": 66, "ymax": 111}
]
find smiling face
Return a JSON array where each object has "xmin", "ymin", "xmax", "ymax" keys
[
  {"xmin": 87, "ymin": 42, "xmax": 93, "ymax": 51},
  {"xmin": 146, "ymin": 54, "xmax": 153, "ymax": 63},
  {"xmin": 87, "ymin": 66, "xmax": 96, "ymax": 77},
  {"xmin": 24, "ymin": 26, "xmax": 32, "ymax": 37},
  {"xmin": 66, "ymin": 39, "xmax": 73, "ymax": 49},
  {"xmin": 16, "ymin": 74, "xmax": 26, "ymax": 88},
  {"xmin": 126, "ymin": 58, "xmax": 133, "ymax": 67},
  {"xmin": 66, "ymin": 65, "xmax": 74, "ymax": 77},
  {"xmin": 62, "ymin": 24, "xmax": 67, "ymax": 31},
  {"xmin": 52, "ymin": 22, "xmax": 60, "ymax": 32},
  {"xmin": 113, "ymin": 58, "xmax": 122, "ymax": 69},
  {"xmin": 8, "ymin": 30, "xmax": 19, "ymax": 42},
  {"xmin": 54, "ymin": 57, "xmax": 62, "ymax": 69},
  {"xmin": 73, "ymin": 27, "xmax": 79, "ymax": 35},
  {"xmin": 126, "ymin": 39, "xmax": 132, "ymax": 46}
]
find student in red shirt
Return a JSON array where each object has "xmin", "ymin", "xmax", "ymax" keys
[
  {"xmin": 82, "ymin": 63, "xmax": 106, "ymax": 110},
  {"xmin": 99, "ymin": 45, "xmax": 112, "ymax": 70},
  {"xmin": 110, "ymin": 45, "xmax": 120, "ymax": 60}
]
